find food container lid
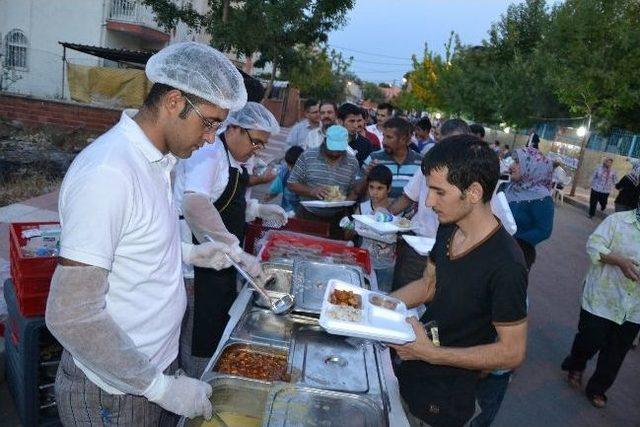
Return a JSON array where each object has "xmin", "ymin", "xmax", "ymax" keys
[
  {"xmin": 289, "ymin": 326, "xmax": 369, "ymax": 393},
  {"xmin": 292, "ymin": 260, "xmax": 364, "ymax": 314},
  {"xmin": 263, "ymin": 384, "xmax": 385, "ymax": 427},
  {"xmin": 319, "ymin": 280, "xmax": 416, "ymax": 345},
  {"xmin": 231, "ymin": 308, "xmax": 298, "ymax": 346}
]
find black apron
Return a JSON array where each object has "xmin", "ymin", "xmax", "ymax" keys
[{"xmin": 191, "ymin": 136, "xmax": 249, "ymax": 357}]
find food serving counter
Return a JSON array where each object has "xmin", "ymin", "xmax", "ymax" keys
[{"xmin": 179, "ymin": 260, "xmax": 410, "ymax": 427}]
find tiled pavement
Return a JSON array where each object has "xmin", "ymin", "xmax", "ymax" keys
[{"xmin": 2, "ymin": 128, "xmax": 639, "ymax": 426}]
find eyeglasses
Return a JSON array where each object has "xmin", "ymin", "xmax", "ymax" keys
[
  {"xmin": 183, "ymin": 96, "xmax": 222, "ymax": 133},
  {"xmin": 244, "ymin": 128, "xmax": 266, "ymax": 150}
]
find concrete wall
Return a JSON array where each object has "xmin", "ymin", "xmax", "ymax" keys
[
  {"xmin": 0, "ymin": 0, "xmax": 106, "ymax": 99},
  {"xmin": 0, "ymin": 93, "xmax": 120, "ymax": 133}
]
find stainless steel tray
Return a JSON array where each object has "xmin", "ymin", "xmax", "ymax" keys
[
  {"xmin": 183, "ymin": 375, "xmax": 270, "ymax": 427},
  {"xmin": 291, "ymin": 260, "xmax": 365, "ymax": 315},
  {"xmin": 289, "ymin": 326, "xmax": 369, "ymax": 393},
  {"xmin": 254, "ymin": 262, "xmax": 294, "ymax": 309},
  {"xmin": 212, "ymin": 341, "xmax": 290, "ymax": 383},
  {"xmin": 263, "ymin": 384, "xmax": 386, "ymax": 427},
  {"xmin": 231, "ymin": 307, "xmax": 316, "ymax": 347}
]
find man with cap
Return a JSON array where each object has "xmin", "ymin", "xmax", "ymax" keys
[
  {"xmin": 45, "ymin": 42, "xmax": 247, "ymax": 425},
  {"xmin": 288, "ymin": 125, "xmax": 360, "ymax": 239},
  {"xmin": 173, "ymin": 101, "xmax": 285, "ymax": 377}
]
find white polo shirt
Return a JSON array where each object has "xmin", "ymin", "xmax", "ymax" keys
[
  {"xmin": 403, "ymin": 170, "xmax": 439, "ymax": 238},
  {"xmin": 59, "ymin": 110, "xmax": 185, "ymax": 394}
]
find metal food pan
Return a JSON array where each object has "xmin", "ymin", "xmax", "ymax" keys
[
  {"xmin": 183, "ymin": 375, "xmax": 270, "ymax": 427},
  {"xmin": 230, "ymin": 307, "xmax": 316, "ymax": 347},
  {"xmin": 213, "ymin": 341, "xmax": 290, "ymax": 383},
  {"xmin": 291, "ymin": 260, "xmax": 365, "ymax": 315},
  {"xmin": 254, "ymin": 262, "xmax": 294, "ymax": 309},
  {"xmin": 263, "ymin": 384, "xmax": 387, "ymax": 427}
]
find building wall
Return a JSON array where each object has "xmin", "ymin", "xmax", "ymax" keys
[
  {"xmin": 0, "ymin": 93, "xmax": 120, "ymax": 133},
  {"xmin": 0, "ymin": 0, "xmax": 106, "ymax": 99}
]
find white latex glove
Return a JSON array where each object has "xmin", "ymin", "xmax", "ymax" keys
[
  {"xmin": 144, "ymin": 373, "xmax": 212, "ymax": 419},
  {"xmin": 182, "ymin": 241, "xmax": 233, "ymax": 270},
  {"xmin": 257, "ymin": 203, "xmax": 288, "ymax": 226},
  {"xmin": 229, "ymin": 246, "xmax": 262, "ymax": 277}
]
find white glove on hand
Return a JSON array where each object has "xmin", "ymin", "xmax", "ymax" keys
[
  {"xmin": 144, "ymin": 373, "xmax": 212, "ymax": 419},
  {"xmin": 229, "ymin": 246, "xmax": 262, "ymax": 278},
  {"xmin": 257, "ymin": 203, "xmax": 288, "ymax": 226},
  {"xmin": 182, "ymin": 241, "xmax": 232, "ymax": 270}
]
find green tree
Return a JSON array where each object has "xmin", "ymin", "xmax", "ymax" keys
[
  {"xmin": 141, "ymin": 0, "xmax": 355, "ymax": 97},
  {"xmin": 362, "ymin": 82, "xmax": 385, "ymax": 104},
  {"xmin": 284, "ymin": 46, "xmax": 353, "ymax": 102},
  {"xmin": 539, "ymin": 0, "xmax": 640, "ymax": 131}
]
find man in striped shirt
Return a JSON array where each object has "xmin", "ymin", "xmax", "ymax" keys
[
  {"xmin": 362, "ymin": 117, "xmax": 423, "ymax": 199},
  {"xmin": 288, "ymin": 125, "xmax": 360, "ymax": 239}
]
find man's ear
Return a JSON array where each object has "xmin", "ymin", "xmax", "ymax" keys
[
  {"xmin": 466, "ymin": 182, "xmax": 485, "ymax": 204},
  {"xmin": 163, "ymin": 89, "xmax": 184, "ymax": 116}
]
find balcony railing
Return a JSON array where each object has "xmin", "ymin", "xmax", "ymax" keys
[{"xmin": 108, "ymin": 0, "xmax": 165, "ymax": 33}]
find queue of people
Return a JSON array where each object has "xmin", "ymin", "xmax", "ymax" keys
[{"xmin": 42, "ymin": 40, "xmax": 639, "ymax": 427}]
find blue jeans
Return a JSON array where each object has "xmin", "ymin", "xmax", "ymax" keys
[
  {"xmin": 470, "ymin": 371, "xmax": 512, "ymax": 427},
  {"xmin": 375, "ymin": 266, "xmax": 395, "ymax": 293}
]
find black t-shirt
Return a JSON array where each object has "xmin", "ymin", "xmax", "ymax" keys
[
  {"xmin": 406, "ymin": 223, "xmax": 527, "ymax": 369},
  {"xmin": 398, "ymin": 222, "xmax": 528, "ymax": 423},
  {"xmin": 349, "ymin": 133, "xmax": 374, "ymax": 166}
]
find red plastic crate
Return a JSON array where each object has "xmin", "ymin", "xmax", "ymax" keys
[
  {"xmin": 260, "ymin": 232, "xmax": 372, "ymax": 274},
  {"xmin": 14, "ymin": 287, "xmax": 49, "ymax": 318},
  {"xmin": 9, "ymin": 222, "xmax": 59, "ymax": 317},
  {"xmin": 244, "ymin": 218, "xmax": 330, "ymax": 255},
  {"xmin": 9, "ymin": 222, "xmax": 58, "ymax": 278}
]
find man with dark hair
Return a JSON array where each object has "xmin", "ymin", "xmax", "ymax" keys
[
  {"xmin": 286, "ymin": 98, "xmax": 320, "ymax": 146},
  {"xmin": 440, "ymin": 118, "xmax": 471, "ymax": 138},
  {"xmin": 367, "ymin": 102, "xmax": 394, "ymax": 143},
  {"xmin": 357, "ymin": 108, "xmax": 382, "ymax": 149},
  {"xmin": 527, "ymin": 128, "xmax": 540, "ymax": 147},
  {"xmin": 470, "ymin": 123, "xmax": 486, "ymax": 140},
  {"xmin": 337, "ymin": 103, "xmax": 374, "ymax": 166},
  {"xmin": 362, "ymin": 117, "xmax": 422, "ymax": 198},
  {"xmin": 303, "ymin": 100, "xmax": 337, "ymax": 150},
  {"xmin": 390, "ymin": 134, "xmax": 528, "ymax": 427},
  {"xmin": 410, "ymin": 116, "xmax": 435, "ymax": 154},
  {"xmin": 46, "ymin": 42, "xmax": 247, "ymax": 424}
]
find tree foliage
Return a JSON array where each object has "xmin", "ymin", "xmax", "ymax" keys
[
  {"xmin": 362, "ymin": 82, "xmax": 386, "ymax": 104},
  {"xmin": 141, "ymin": 0, "xmax": 354, "ymax": 94},
  {"xmin": 283, "ymin": 46, "xmax": 352, "ymax": 102},
  {"xmin": 402, "ymin": 0, "xmax": 640, "ymax": 132}
]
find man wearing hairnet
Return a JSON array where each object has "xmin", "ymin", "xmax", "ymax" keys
[
  {"xmin": 45, "ymin": 42, "xmax": 247, "ymax": 425},
  {"xmin": 173, "ymin": 101, "xmax": 285, "ymax": 376}
]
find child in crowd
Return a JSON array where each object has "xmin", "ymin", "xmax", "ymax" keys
[
  {"xmin": 353, "ymin": 165, "xmax": 397, "ymax": 292},
  {"xmin": 266, "ymin": 146, "xmax": 304, "ymax": 214}
]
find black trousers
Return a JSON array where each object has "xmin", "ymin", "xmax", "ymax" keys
[
  {"xmin": 562, "ymin": 308, "xmax": 640, "ymax": 397},
  {"xmin": 515, "ymin": 239, "xmax": 536, "ymax": 271},
  {"xmin": 392, "ymin": 238, "xmax": 428, "ymax": 291},
  {"xmin": 589, "ymin": 190, "xmax": 609, "ymax": 217}
]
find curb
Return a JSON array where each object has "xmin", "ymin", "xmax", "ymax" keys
[{"xmin": 563, "ymin": 196, "xmax": 611, "ymax": 220}]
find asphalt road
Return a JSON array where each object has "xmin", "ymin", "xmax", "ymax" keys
[{"xmin": 493, "ymin": 202, "xmax": 640, "ymax": 427}]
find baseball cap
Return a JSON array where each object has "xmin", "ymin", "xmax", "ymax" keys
[{"xmin": 325, "ymin": 125, "xmax": 348, "ymax": 151}]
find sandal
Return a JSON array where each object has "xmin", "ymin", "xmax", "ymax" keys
[
  {"xmin": 567, "ymin": 370, "xmax": 582, "ymax": 389},
  {"xmin": 587, "ymin": 393, "xmax": 607, "ymax": 408}
]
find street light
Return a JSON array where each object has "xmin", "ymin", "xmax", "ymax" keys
[
  {"xmin": 576, "ymin": 126, "xmax": 587, "ymax": 137},
  {"xmin": 435, "ymin": 112, "xmax": 442, "ymax": 120},
  {"xmin": 504, "ymin": 127, "xmax": 511, "ymax": 134}
]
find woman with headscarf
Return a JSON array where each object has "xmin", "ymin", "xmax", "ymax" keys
[
  {"xmin": 613, "ymin": 163, "xmax": 640, "ymax": 212},
  {"xmin": 504, "ymin": 139, "xmax": 555, "ymax": 270}
]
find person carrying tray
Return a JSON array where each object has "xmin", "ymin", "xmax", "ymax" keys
[{"xmin": 389, "ymin": 135, "xmax": 528, "ymax": 427}]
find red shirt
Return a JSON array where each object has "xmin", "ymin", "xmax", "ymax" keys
[{"xmin": 363, "ymin": 130, "xmax": 381, "ymax": 149}]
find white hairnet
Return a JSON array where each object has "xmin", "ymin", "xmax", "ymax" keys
[
  {"xmin": 146, "ymin": 42, "xmax": 247, "ymax": 111},
  {"xmin": 225, "ymin": 102, "xmax": 280, "ymax": 134}
]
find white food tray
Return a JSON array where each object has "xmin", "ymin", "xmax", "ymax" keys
[
  {"xmin": 401, "ymin": 235, "xmax": 436, "ymax": 256},
  {"xmin": 301, "ymin": 200, "xmax": 356, "ymax": 208},
  {"xmin": 352, "ymin": 214, "xmax": 414, "ymax": 235},
  {"xmin": 319, "ymin": 280, "xmax": 416, "ymax": 344}
]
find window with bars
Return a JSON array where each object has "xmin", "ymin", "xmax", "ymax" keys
[{"xmin": 4, "ymin": 29, "xmax": 28, "ymax": 70}]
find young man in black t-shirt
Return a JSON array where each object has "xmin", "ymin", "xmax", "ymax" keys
[{"xmin": 390, "ymin": 135, "xmax": 528, "ymax": 427}]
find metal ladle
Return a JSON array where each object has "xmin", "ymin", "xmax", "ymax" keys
[{"xmin": 203, "ymin": 236, "xmax": 295, "ymax": 315}]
